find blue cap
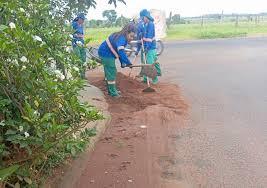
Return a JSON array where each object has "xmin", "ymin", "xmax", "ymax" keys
[
  {"xmin": 139, "ymin": 9, "xmax": 154, "ymax": 21},
  {"xmin": 77, "ymin": 13, "xmax": 85, "ymax": 20},
  {"xmin": 140, "ymin": 9, "xmax": 148, "ymax": 17}
]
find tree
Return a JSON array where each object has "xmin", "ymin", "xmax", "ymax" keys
[
  {"xmin": 115, "ymin": 15, "xmax": 130, "ymax": 27},
  {"xmin": 86, "ymin": 19, "xmax": 105, "ymax": 28},
  {"xmin": 102, "ymin": 9, "xmax": 117, "ymax": 27},
  {"xmin": 172, "ymin": 14, "xmax": 181, "ymax": 24},
  {"xmin": 166, "ymin": 11, "xmax": 172, "ymax": 28},
  {"xmin": 50, "ymin": 0, "xmax": 125, "ymax": 21}
]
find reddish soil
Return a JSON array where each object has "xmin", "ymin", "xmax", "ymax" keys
[{"xmin": 75, "ymin": 72, "xmax": 188, "ymax": 188}]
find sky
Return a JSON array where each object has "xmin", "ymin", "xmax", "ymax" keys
[{"xmin": 86, "ymin": 0, "xmax": 267, "ymax": 19}]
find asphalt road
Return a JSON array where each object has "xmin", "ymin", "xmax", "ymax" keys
[{"xmin": 160, "ymin": 37, "xmax": 267, "ymax": 188}]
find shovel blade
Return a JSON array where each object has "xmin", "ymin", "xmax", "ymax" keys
[{"xmin": 142, "ymin": 87, "xmax": 156, "ymax": 92}]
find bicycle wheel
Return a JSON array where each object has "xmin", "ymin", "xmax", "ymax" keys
[
  {"xmin": 86, "ymin": 46, "xmax": 101, "ymax": 63},
  {"xmin": 156, "ymin": 40, "xmax": 164, "ymax": 56}
]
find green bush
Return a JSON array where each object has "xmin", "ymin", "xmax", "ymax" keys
[{"xmin": 0, "ymin": 1, "xmax": 103, "ymax": 187}]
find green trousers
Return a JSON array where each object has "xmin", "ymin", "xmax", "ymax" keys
[
  {"xmin": 142, "ymin": 49, "xmax": 162, "ymax": 84},
  {"xmin": 73, "ymin": 46, "xmax": 86, "ymax": 79},
  {"xmin": 101, "ymin": 57, "xmax": 119, "ymax": 97}
]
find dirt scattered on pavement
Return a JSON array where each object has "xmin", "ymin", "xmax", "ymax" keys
[{"xmin": 74, "ymin": 71, "xmax": 189, "ymax": 188}]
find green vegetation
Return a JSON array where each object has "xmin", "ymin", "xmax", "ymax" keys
[
  {"xmin": 0, "ymin": 0, "xmax": 132, "ymax": 186},
  {"xmin": 167, "ymin": 22, "xmax": 267, "ymax": 40},
  {"xmin": 86, "ymin": 27, "xmax": 120, "ymax": 45},
  {"xmin": 86, "ymin": 22, "xmax": 267, "ymax": 45}
]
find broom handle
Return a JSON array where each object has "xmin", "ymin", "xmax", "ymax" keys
[{"xmin": 141, "ymin": 39, "xmax": 151, "ymax": 87}]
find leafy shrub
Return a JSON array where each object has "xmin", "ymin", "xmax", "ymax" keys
[{"xmin": 0, "ymin": 1, "xmax": 103, "ymax": 187}]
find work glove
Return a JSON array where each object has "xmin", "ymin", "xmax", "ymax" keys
[
  {"xmin": 121, "ymin": 63, "xmax": 132, "ymax": 68},
  {"xmin": 126, "ymin": 63, "xmax": 133, "ymax": 68}
]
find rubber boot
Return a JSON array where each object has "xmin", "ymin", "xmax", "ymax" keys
[{"xmin": 107, "ymin": 84, "xmax": 120, "ymax": 97}]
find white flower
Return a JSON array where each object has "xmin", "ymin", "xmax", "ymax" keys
[
  {"xmin": 12, "ymin": 59, "xmax": 19, "ymax": 66},
  {"xmin": 20, "ymin": 56, "xmax": 28, "ymax": 63},
  {"xmin": 9, "ymin": 22, "xmax": 16, "ymax": 29},
  {"xmin": 33, "ymin": 35, "xmax": 42, "ymax": 42},
  {"xmin": 19, "ymin": 126, "xmax": 23, "ymax": 132},
  {"xmin": 72, "ymin": 133, "xmax": 77, "ymax": 139},
  {"xmin": 54, "ymin": 70, "xmax": 65, "ymax": 81},
  {"xmin": 60, "ymin": 74, "xmax": 65, "ymax": 80},
  {"xmin": 66, "ymin": 71, "xmax": 73, "ymax": 80},
  {"xmin": 65, "ymin": 46, "xmax": 72, "ymax": 53},
  {"xmin": 54, "ymin": 70, "xmax": 61, "ymax": 75},
  {"xmin": 24, "ymin": 132, "xmax": 30, "ymax": 138},
  {"xmin": 26, "ymin": 13, "xmax": 30, "ymax": 17},
  {"xmin": 69, "ymin": 34, "xmax": 73, "ymax": 39},
  {"xmin": 73, "ymin": 66, "xmax": 79, "ymax": 72},
  {"xmin": 50, "ymin": 62, "xmax": 57, "ymax": 70},
  {"xmin": 58, "ymin": 103, "xmax": 63, "ymax": 108},
  {"xmin": 48, "ymin": 57, "xmax": 55, "ymax": 62},
  {"xmin": 7, "ymin": 58, "xmax": 11, "ymax": 62},
  {"xmin": 33, "ymin": 111, "xmax": 40, "ymax": 117},
  {"xmin": 40, "ymin": 42, "xmax": 46, "ymax": 47},
  {"xmin": 0, "ymin": 120, "xmax": 5, "ymax": 126},
  {"xmin": 21, "ymin": 65, "xmax": 26, "ymax": 71},
  {"xmin": 19, "ymin": 8, "xmax": 25, "ymax": 13},
  {"xmin": 76, "ymin": 41, "xmax": 83, "ymax": 47},
  {"xmin": 65, "ymin": 20, "xmax": 70, "ymax": 25}
]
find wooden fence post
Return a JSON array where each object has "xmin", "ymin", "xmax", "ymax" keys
[{"xmin": 235, "ymin": 15, "xmax": 239, "ymax": 27}]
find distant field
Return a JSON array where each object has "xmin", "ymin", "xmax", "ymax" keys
[
  {"xmin": 85, "ymin": 27, "xmax": 119, "ymax": 45},
  {"xmin": 167, "ymin": 22, "xmax": 267, "ymax": 40},
  {"xmin": 85, "ymin": 22, "xmax": 267, "ymax": 45}
]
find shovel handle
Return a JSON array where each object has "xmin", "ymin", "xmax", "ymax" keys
[{"xmin": 130, "ymin": 64, "xmax": 152, "ymax": 68}]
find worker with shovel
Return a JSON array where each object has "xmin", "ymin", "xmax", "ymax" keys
[
  {"xmin": 140, "ymin": 9, "xmax": 162, "ymax": 84},
  {"xmin": 98, "ymin": 24, "xmax": 136, "ymax": 98}
]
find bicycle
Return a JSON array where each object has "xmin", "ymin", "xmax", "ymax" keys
[{"xmin": 125, "ymin": 39, "xmax": 164, "ymax": 57}]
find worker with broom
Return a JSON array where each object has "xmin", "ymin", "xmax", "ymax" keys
[
  {"xmin": 98, "ymin": 24, "xmax": 136, "ymax": 98},
  {"xmin": 138, "ymin": 9, "xmax": 162, "ymax": 84}
]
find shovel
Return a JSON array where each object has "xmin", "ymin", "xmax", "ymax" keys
[
  {"xmin": 128, "ymin": 55, "xmax": 137, "ymax": 78},
  {"xmin": 140, "ymin": 39, "xmax": 155, "ymax": 92},
  {"xmin": 130, "ymin": 64, "xmax": 158, "ymax": 80}
]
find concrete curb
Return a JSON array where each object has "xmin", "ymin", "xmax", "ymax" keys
[{"xmin": 47, "ymin": 84, "xmax": 110, "ymax": 188}]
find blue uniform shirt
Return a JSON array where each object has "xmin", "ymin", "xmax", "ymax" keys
[
  {"xmin": 143, "ymin": 21, "xmax": 156, "ymax": 51},
  {"xmin": 98, "ymin": 34, "xmax": 131, "ymax": 66},
  {"xmin": 72, "ymin": 21, "xmax": 84, "ymax": 47},
  {"xmin": 136, "ymin": 19, "xmax": 146, "ymax": 54}
]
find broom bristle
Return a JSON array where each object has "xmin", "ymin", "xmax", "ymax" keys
[{"xmin": 142, "ymin": 87, "xmax": 156, "ymax": 92}]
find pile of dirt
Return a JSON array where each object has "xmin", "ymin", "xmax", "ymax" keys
[
  {"xmin": 90, "ymin": 72, "xmax": 188, "ymax": 114},
  {"xmin": 74, "ymin": 71, "xmax": 189, "ymax": 188}
]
